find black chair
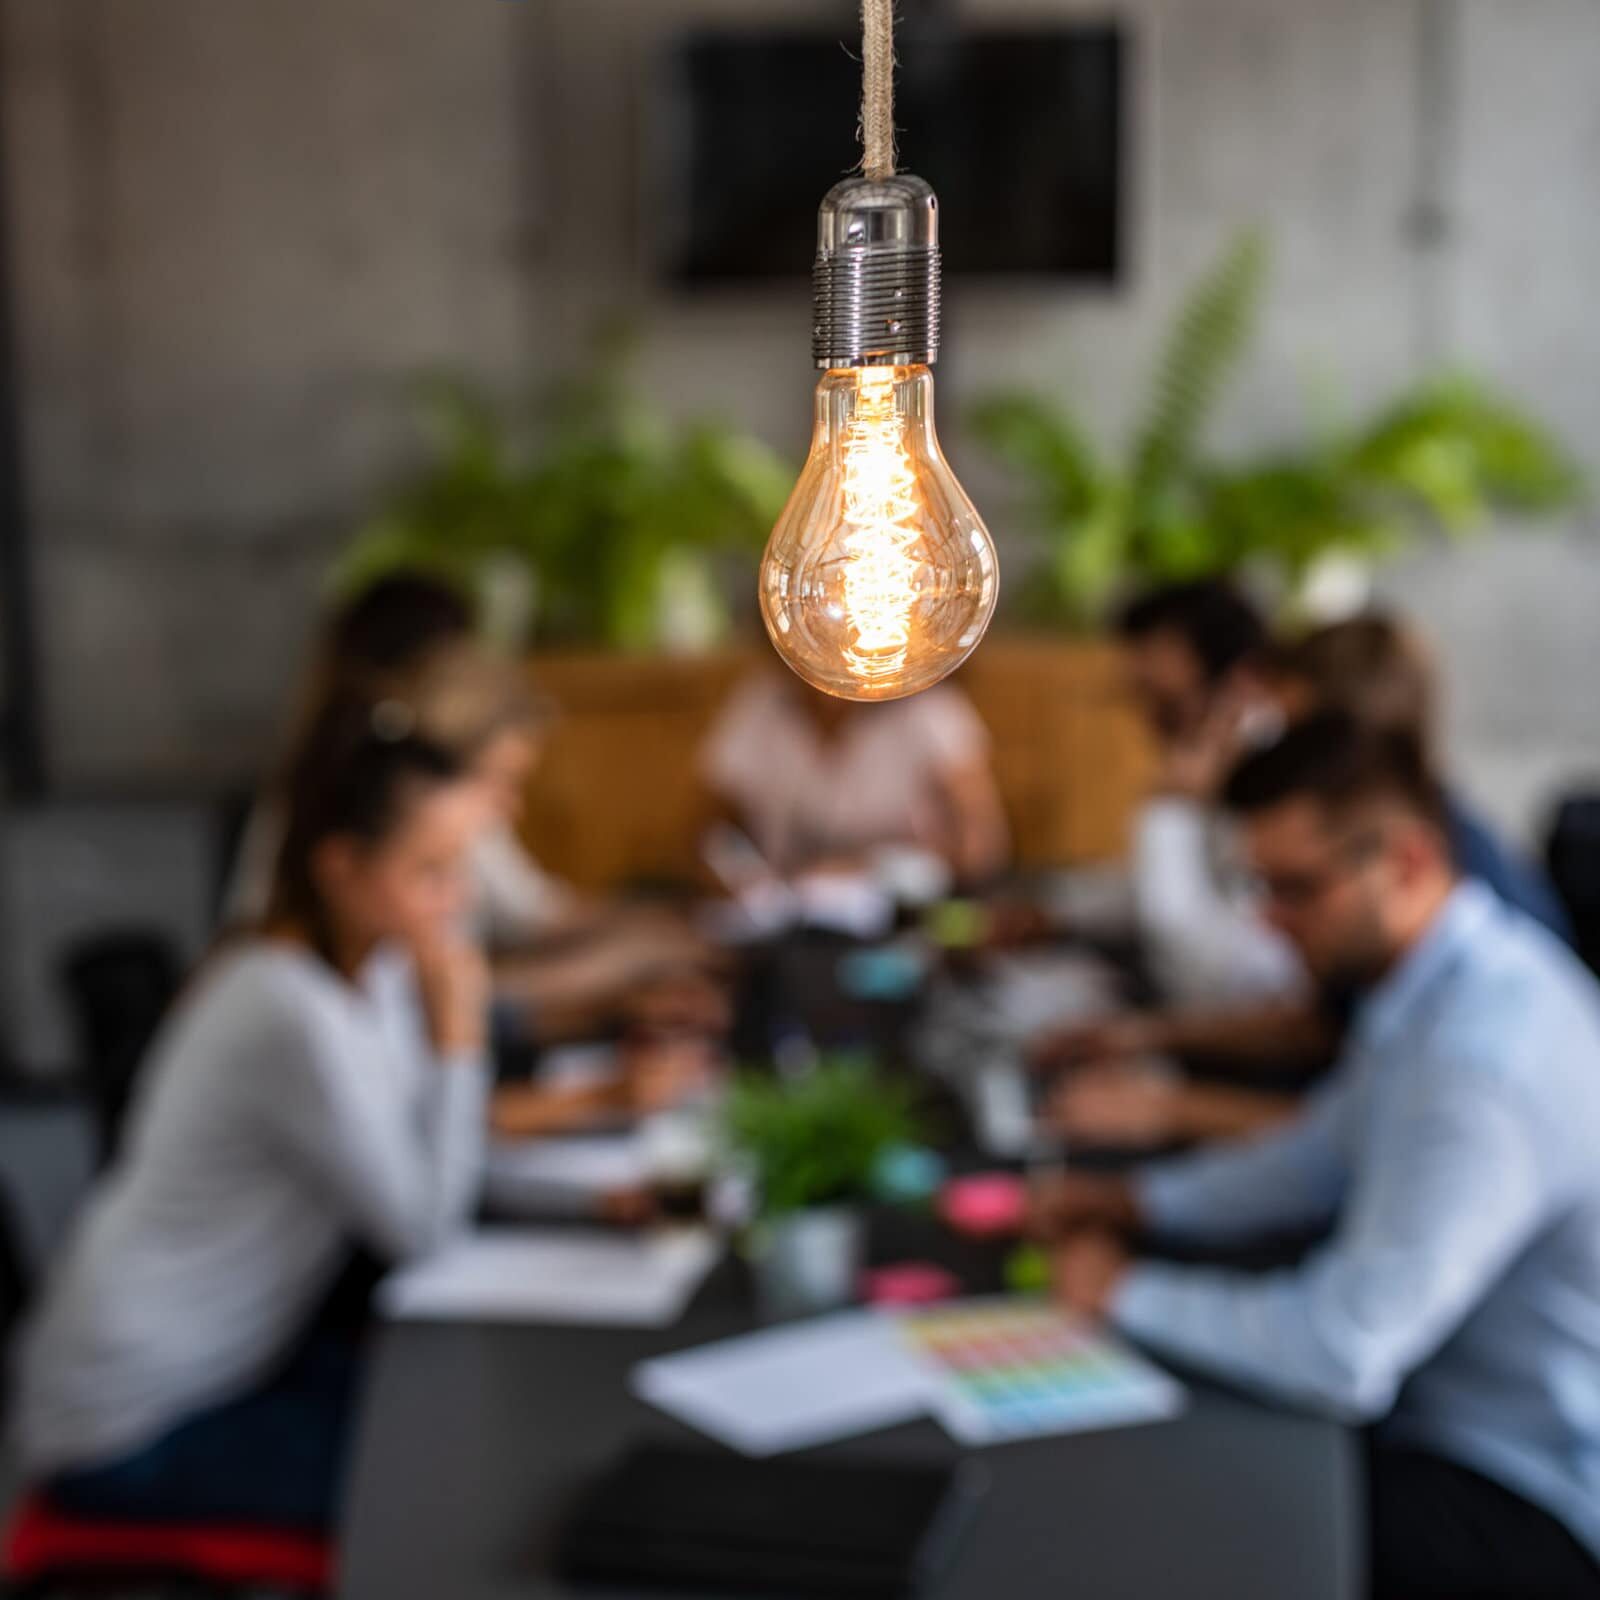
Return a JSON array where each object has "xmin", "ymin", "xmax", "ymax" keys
[
  {"xmin": 1546, "ymin": 790, "xmax": 1600, "ymax": 978},
  {"xmin": 0, "ymin": 1182, "xmax": 30, "ymax": 1352},
  {"xmin": 56, "ymin": 929, "xmax": 184, "ymax": 1166}
]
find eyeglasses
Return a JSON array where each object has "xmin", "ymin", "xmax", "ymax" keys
[{"xmin": 1247, "ymin": 830, "xmax": 1385, "ymax": 912}]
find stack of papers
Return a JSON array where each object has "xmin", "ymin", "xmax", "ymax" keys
[
  {"xmin": 483, "ymin": 1135, "xmax": 649, "ymax": 1216},
  {"xmin": 380, "ymin": 1227, "xmax": 720, "ymax": 1327},
  {"xmin": 633, "ymin": 1311, "xmax": 930, "ymax": 1456},
  {"xmin": 634, "ymin": 1299, "xmax": 1185, "ymax": 1455}
]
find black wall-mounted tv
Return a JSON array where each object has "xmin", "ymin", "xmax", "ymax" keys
[{"xmin": 651, "ymin": 23, "xmax": 1124, "ymax": 285}]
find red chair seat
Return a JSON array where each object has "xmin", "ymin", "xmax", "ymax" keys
[{"xmin": 2, "ymin": 1491, "xmax": 332, "ymax": 1593}]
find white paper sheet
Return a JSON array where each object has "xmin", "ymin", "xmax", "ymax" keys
[
  {"xmin": 634, "ymin": 1300, "xmax": 1189, "ymax": 1457},
  {"xmin": 379, "ymin": 1227, "xmax": 720, "ymax": 1327},
  {"xmin": 632, "ymin": 1310, "xmax": 931, "ymax": 1457},
  {"xmin": 536, "ymin": 1043, "xmax": 622, "ymax": 1091},
  {"xmin": 483, "ymin": 1134, "xmax": 649, "ymax": 1215}
]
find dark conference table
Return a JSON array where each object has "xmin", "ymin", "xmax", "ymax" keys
[
  {"xmin": 340, "ymin": 932, "xmax": 1360, "ymax": 1598},
  {"xmin": 338, "ymin": 1255, "xmax": 1360, "ymax": 1600}
]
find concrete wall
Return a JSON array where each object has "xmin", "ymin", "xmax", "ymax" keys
[
  {"xmin": 3, "ymin": 0, "xmax": 538, "ymax": 787},
  {"xmin": 3, "ymin": 0, "xmax": 1597, "ymax": 836}
]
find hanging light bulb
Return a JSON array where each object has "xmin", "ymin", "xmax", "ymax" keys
[{"xmin": 757, "ymin": 174, "xmax": 998, "ymax": 702}]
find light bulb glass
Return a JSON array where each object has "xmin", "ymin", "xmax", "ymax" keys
[{"xmin": 759, "ymin": 364, "xmax": 998, "ymax": 702}]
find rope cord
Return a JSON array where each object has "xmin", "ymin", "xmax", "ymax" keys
[{"xmin": 860, "ymin": 0, "xmax": 896, "ymax": 181}]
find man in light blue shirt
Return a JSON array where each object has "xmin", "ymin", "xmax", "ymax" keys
[{"xmin": 1042, "ymin": 712, "xmax": 1600, "ymax": 1599}]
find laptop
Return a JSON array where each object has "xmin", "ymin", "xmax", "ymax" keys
[{"xmin": 556, "ymin": 1443, "xmax": 987, "ymax": 1598}]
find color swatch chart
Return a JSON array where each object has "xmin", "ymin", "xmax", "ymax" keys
[{"xmin": 896, "ymin": 1299, "xmax": 1186, "ymax": 1445}]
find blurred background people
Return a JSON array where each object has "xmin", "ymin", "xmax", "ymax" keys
[
  {"xmin": 1046, "ymin": 609, "xmax": 1576, "ymax": 1151},
  {"xmin": 1266, "ymin": 614, "xmax": 1572, "ymax": 943},
  {"xmin": 698, "ymin": 670, "xmax": 1010, "ymax": 888},
  {"xmin": 230, "ymin": 574, "xmax": 728, "ymax": 1066},
  {"xmin": 445, "ymin": 648, "xmax": 726, "ymax": 1056},
  {"xmin": 1040, "ymin": 713, "xmax": 1600, "ymax": 1600},
  {"xmin": 12, "ymin": 693, "xmax": 490, "ymax": 1532},
  {"xmin": 1113, "ymin": 580, "xmax": 1303, "ymax": 1006}
]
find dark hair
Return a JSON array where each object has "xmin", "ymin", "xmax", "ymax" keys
[
  {"xmin": 324, "ymin": 573, "xmax": 475, "ymax": 678},
  {"xmin": 265, "ymin": 692, "xmax": 465, "ymax": 961},
  {"xmin": 1222, "ymin": 709, "xmax": 1449, "ymax": 835},
  {"xmin": 1267, "ymin": 613, "xmax": 1436, "ymax": 750},
  {"xmin": 1115, "ymin": 579, "xmax": 1267, "ymax": 683}
]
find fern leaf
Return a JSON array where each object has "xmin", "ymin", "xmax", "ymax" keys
[
  {"xmin": 1131, "ymin": 230, "xmax": 1266, "ymax": 512},
  {"xmin": 968, "ymin": 392, "xmax": 1101, "ymax": 520}
]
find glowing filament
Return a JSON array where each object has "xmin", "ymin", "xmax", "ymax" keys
[{"xmin": 838, "ymin": 370, "xmax": 922, "ymax": 682}]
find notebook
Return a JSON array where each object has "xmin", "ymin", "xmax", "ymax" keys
[
  {"xmin": 379, "ymin": 1227, "xmax": 719, "ymax": 1327},
  {"xmin": 556, "ymin": 1443, "xmax": 987, "ymax": 1598},
  {"xmin": 631, "ymin": 1310, "xmax": 930, "ymax": 1456}
]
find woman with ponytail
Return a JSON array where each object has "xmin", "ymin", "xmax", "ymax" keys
[{"xmin": 11, "ymin": 691, "xmax": 490, "ymax": 1533}]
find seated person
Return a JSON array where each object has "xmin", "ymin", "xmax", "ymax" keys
[
  {"xmin": 1112, "ymin": 579, "xmax": 1304, "ymax": 1005},
  {"xmin": 338, "ymin": 646, "xmax": 722, "ymax": 1139},
  {"xmin": 1039, "ymin": 714, "xmax": 1600, "ymax": 1600},
  {"xmin": 698, "ymin": 670, "xmax": 1009, "ymax": 887},
  {"xmin": 455, "ymin": 657, "xmax": 727, "ymax": 1054},
  {"xmin": 12, "ymin": 692, "xmax": 490, "ymax": 1533},
  {"xmin": 1269, "ymin": 614, "xmax": 1571, "ymax": 941},
  {"xmin": 1047, "ymin": 611, "xmax": 1573, "ymax": 1147},
  {"xmin": 229, "ymin": 573, "xmax": 727, "ymax": 1058}
]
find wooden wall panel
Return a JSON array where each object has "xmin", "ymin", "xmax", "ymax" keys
[{"xmin": 519, "ymin": 640, "xmax": 1153, "ymax": 889}]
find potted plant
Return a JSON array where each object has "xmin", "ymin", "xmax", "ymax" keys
[
  {"xmin": 332, "ymin": 322, "xmax": 794, "ymax": 652},
  {"xmin": 723, "ymin": 1057, "xmax": 921, "ymax": 1319},
  {"xmin": 970, "ymin": 231, "xmax": 1585, "ymax": 627}
]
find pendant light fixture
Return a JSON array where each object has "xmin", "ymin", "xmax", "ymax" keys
[{"xmin": 757, "ymin": 0, "xmax": 999, "ymax": 702}]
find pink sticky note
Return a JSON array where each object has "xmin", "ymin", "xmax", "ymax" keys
[
  {"xmin": 939, "ymin": 1174, "xmax": 1029, "ymax": 1238},
  {"xmin": 861, "ymin": 1263, "xmax": 961, "ymax": 1306}
]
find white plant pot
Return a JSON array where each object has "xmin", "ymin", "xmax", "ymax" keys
[{"xmin": 751, "ymin": 1206, "xmax": 864, "ymax": 1320}]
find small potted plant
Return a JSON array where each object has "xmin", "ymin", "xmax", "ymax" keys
[{"xmin": 724, "ymin": 1057, "xmax": 921, "ymax": 1319}]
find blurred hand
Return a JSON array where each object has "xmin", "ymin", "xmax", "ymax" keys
[
  {"xmin": 1053, "ymin": 1230, "xmax": 1131, "ymax": 1319},
  {"xmin": 598, "ymin": 1186, "xmax": 658, "ymax": 1228},
  {"xmin": 413, "ymin": 936, "xmax": 490, "ymax": 1058},
  {"xmin": 606, "ymin": 923, "xmax": 730, "ymax": 993},
  {"xmin": 984, "ymin": 900, "xmax": 1052, "ymax": 948},
  {"xmin": 622, "ymin": 1037, "xmax": 717, "ymax": 1115},
  {"xmin": 557, "ymin": 930, "xmax": 686, "ymax": 1004},
  {"xmin": 623, "ymin": 971, "xmax": 733, "ymax": 1039},
  {"xmin": 794, "ymin": 852, "xmax": 875, "ymax": 881},
  {"xmin": 1028, "ymin": 1170, "xmax": 1140, "ymax": 1240},
  {"xmin": 1031, "ymin": 1012, "xmax": 1163, "ymax": 1073},
  {"xmin": 1158, "ymin": 686, "xmax": 1251, "ymax": 801},
  {"xmin": 619, "ymin": 906, "xmax": 727, "ymax": 970},
  {"xmin": 1048, "ymin": 1061, "xmax": 1184, "ymax": 1149}
]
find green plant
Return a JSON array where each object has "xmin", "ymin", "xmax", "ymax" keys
[
  {"xmin": 724, "ymin": 1057, "xmax": 920, "ymax": 1220},
  {"xmin": 970, "ymin": 232, "xmax": 1585, "ymax": 626},
  {"xmin": 334, "ymin": 325, "xmax": 794, "ymax": 651}
]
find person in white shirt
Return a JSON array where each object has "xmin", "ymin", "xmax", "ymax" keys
[
  {"xmin": 698, "ymin": 671, "xmax": 1009, "ymax": 883},
  {"xmin": 1112, "ymin": 579, "xmax": 1301, "ymax": 1005},
  {"xmin": 13, "ymin": 690, "xmax": 491, "ymax": 1533}
]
